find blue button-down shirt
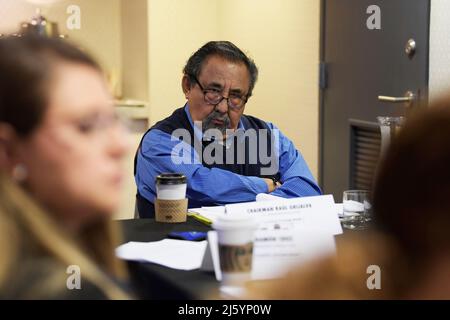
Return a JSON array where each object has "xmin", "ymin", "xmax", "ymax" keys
[{"xmin": 135, "ymin": 105, "xmax": 321, "ymax": 207}]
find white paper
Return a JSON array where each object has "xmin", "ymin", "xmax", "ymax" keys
[
  {"xmin": 200, "ymin": 231, "xmax": 222, "ymax": 281},
  {"xmin": 188, "ymin": 196, "xmax": 343, "ymax": 228},
  {"xmin": 252, "ymin": 227, "xmax": 335, "ymax": 280},
  {"xmin": 219, "ymin": 286, "xmax": 247, "ymax": 299},
  {"xmin": 197, "ymin": 206, "xmax": 226, "ymax": 213},
  {"xmin": 343, "ymin": 200, "xmax": 364, "ymax": 215},
  {"xmin": 116, "ymin": 239, "xmax": 207, "ymax": 271},
  {"xmin": 256, "ymin": 193, "xmax": 283, "ymax": 202},
  {"xmin": 225, "ymin": 195, "xmax": 343, "ymax": 235},
  {"xmin": 188, "ymin": 206, "xmax": 226, "ymax": 223},
  {"xmin": 202, "ymin": 227, "xmax": 336, "ymax": 281},
  {"xmin": 257, "ymin": 193, "xmax": 343, "ymax": 218},
  {"xmin": 335, "ymin": 203, "xmax": 344, "ymax": 217}
]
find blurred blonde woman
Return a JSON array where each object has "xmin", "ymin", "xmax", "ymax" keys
[{"xmin": 0, "ymin": 36, "xmax": 132, "ymax": 299}]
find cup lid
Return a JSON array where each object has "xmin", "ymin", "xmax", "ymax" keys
[
  {"xmin": 156, "ymin": 173, "xmax": 187, "ymax": 185},
  {"xmin": 212, "ymin": 214, "xmax": 258, "ymax": 231}
]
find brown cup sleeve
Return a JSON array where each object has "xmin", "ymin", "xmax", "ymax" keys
[{"xmin": 155, "ymin": 198, "xmax": 188, "ymax": 223}]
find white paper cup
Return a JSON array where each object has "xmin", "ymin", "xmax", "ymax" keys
[
  {"xmin": 212, "ymin": 215, "xmax": 258, "ymax": 285},
  {"xmin": 155, "ymin": 173, "xmax": 187, "ymax": 223},
  {"xmin": 155, "ymin": 173, "xmax": 187, "ymax": 200}
]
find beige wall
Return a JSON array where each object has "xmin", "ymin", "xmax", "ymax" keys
[
  {"xmin": 146, "ymin": 0, "xmax": 220, "ymax": 124},
  {"xmin": 121, "ymin": 0, "xmax": 148, "ymax": 101},
  {"xmin": 48, "ymin": 0, "xmax": 123, "ymax": 98},
  {"xmin": 218, "ymin": 0, "xmax": 320, "ymax": 177},
  {"xmin": 0, "ymin": 0, "xmax": 36, "ymax": 33}
]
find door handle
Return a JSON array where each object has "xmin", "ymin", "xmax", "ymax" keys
[{"xmin": 378, "ymin": 91, "xmax": 416, "ymax": 106}]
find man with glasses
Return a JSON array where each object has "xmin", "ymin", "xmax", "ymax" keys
[{"xmin": 135, "ymin": 41, "xmax": 320, "ymax": 218}]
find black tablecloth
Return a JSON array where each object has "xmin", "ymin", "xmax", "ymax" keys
[{"xmin": 118, "ymin": 218, "xmax": 219, "ymax": 299}]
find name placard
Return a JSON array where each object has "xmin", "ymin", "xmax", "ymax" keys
[
  {"xmin": 225, "ymin": 195, "xmax": 343, "ymax": 235},
  {"xmin": 202, "ymin": 226, "xmax": 336, "ymax": 281}
]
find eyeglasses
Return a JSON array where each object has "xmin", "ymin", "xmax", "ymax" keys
[
  {"xmin": 190, "ymin": 75, "xmax": 248, "ymax": 111},
  {"xmin": 75, "ymin": 112, "xmax": 129, "ymax": 135},
  {"xmin": 50, "ymin": 110, "xmax": 131, "ymax": 144}
]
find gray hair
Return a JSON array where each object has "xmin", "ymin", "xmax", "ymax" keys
[{"xmin": 183, "ymin": 41, "xmax": 258, "ymax": 98}]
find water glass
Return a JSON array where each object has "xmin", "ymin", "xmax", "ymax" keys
[{"xmin": 341, "ymin": 190, "xmax": 372, "ymax": 230}]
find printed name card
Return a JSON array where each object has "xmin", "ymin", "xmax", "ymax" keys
[
  {"xmin": 224, "ymin": 195, "xmax": 343, "ymax": 235},
  {"xmin": 201, "ymin": 195, "xmax": 343, "ymax": 282},
  {"xmin": 252, "ymin": 226, "xmax": 336, "ymax": 280},
  {"xmin": 202, "ymin": 226, "xmax": 337, "ymax": 281}
]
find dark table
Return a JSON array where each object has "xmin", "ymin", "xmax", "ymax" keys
[
  {"xmin": 118, "ymin": 217, "xmax": 219, "ymax": 299},
  {"xmin": 118, "ymin": 217, "xmax": 358, "ymax": 299}
]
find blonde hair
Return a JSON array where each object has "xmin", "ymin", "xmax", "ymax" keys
[
  {"xmin": 0, "ymin": 175, "xmax": 131, "ymax": 299},
  {"xmin": 0, "ymin": 205, "xmax": 16, "ymax": 287}
]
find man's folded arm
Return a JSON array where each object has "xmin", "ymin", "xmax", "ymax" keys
[
  {"xmin": 135, "ymin": 129, "xmax": 268, "ymax": 204},
  {"xmin": 267, "ymin": 123, "xmax": 322, "ymax": 198}
]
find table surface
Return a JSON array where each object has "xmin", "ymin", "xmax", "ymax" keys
[
  {"xmin": 118, "ymin": 217, "xmax": 355, "ymax": 299},
  {"xmin": 118, "ymin": 217, "xmax": 220, "ymax": 299}
]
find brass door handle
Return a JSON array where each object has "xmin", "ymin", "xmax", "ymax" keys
[{"xmin": 378, "ymin": 91, "xmax": 416, "ymax": 104}]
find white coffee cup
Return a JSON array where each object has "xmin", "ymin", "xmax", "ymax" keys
[
  {"xmin": 155, "ymin": 173, "xmax": 187, "ymax": 200},
  {"xmin": 212, "ymin": 214, "xmax": 258, "ymax": 286}
]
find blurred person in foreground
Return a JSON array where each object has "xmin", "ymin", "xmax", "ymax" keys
[
  {"xmin": 0, "ymin": 35, "xmax": 132, "ymax": 299},
  {"xmin": 247, "ymin": 98, "xmax": 450, "ymax": 299}
]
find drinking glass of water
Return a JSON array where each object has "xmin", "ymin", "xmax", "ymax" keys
[{"xmin": 341, "ymin": 190, "xmax": 372, "ymax": 230}]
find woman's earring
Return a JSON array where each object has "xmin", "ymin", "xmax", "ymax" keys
[{"xmin": 12, "ymin": 163, "xmax": 28, "ymax": 182}]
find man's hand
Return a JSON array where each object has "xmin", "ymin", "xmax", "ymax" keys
[{"xmin": 263, "ymin": 178, "xmax": 282, "ymax": 193}]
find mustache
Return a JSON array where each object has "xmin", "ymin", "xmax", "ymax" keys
[
  {"xmin": 202, "ymin": 111, "xmax": 231, "ymax": 135},
  {"xmin": 205, "ymin": 111, "xmax": 230, "ymax": 124}
]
